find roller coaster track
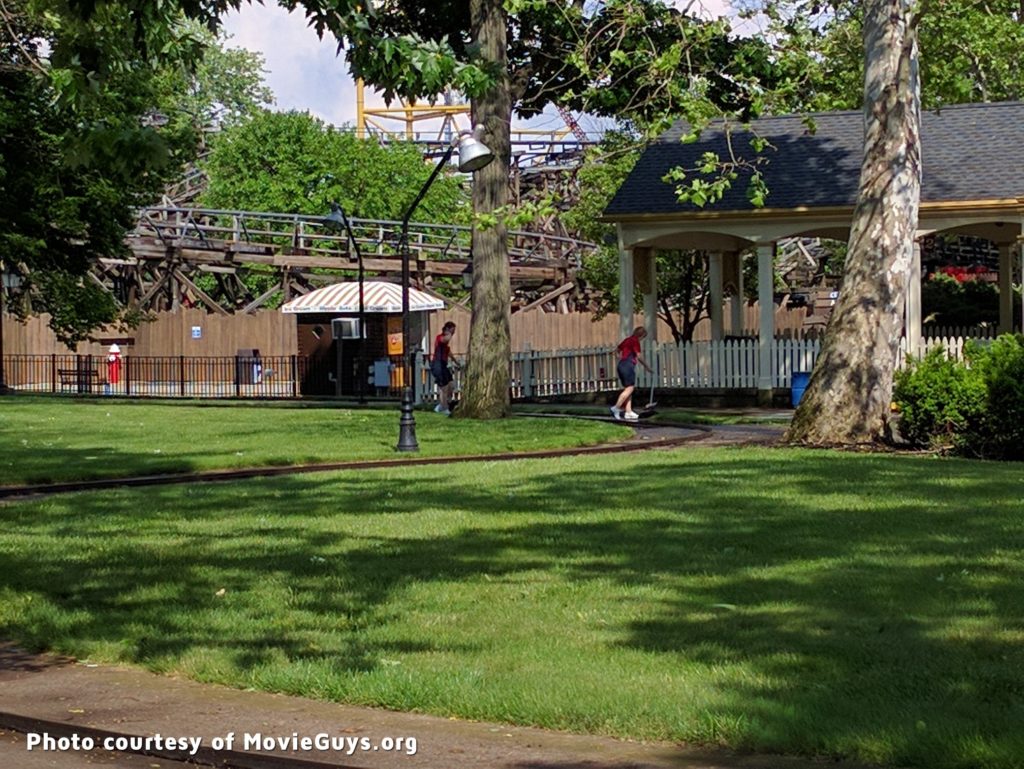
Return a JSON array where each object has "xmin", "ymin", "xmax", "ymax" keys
[{"xmin": 98, "ymin": 206, "xmax": 598, "ymax": 314}]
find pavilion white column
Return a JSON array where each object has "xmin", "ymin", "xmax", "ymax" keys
[
  {"xmin": 634, "ymin": 247, "xmax": 658, "ymax": 386},
  {"xmin": 709, "ymin": 251, "xmax": 724, "ymax": 341},
  {"xmin": 728, "ymin": 252, "xmax": 744, "ymax": 335},
  {"xmin": 757, "ymin": 243, "xmax": 775, "ymax": 404},
  {"xmin": 998, "ymin": 243, "xmax": 1014, "ymax": 335},
  {"xmin": 1019, "ymin": 233, "xmax": 1024, "ymax": 334},
  {"xmin": 641, "ymin": 248, "xmax": 658, "ymax": 342},
  {"xmin": 905, "ymin": 239, "xmax": 922, "ymax": 357},
  {"xmin": 618, "ymin": 236, "xmax": 634, "ymax": 340}
]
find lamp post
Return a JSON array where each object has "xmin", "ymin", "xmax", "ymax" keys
[
  {"xmin": 0, "ymin": 263, "xmax": 21, "ymax": 395},
  {"xmin": 325, "ymin": 202, "xmax": 366, "ymax": 403},
  {"xmin": 0, "ymin": 272, "xmax": 6, "ymax": 396},
  {"xmin": 396, "ymin": 125, "xmax": 494, "ymax": 452}
]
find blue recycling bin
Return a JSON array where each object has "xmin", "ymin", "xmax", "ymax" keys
[{"xmin": 791, "ymin": 371, "xmax": 811, "ymax": 408}]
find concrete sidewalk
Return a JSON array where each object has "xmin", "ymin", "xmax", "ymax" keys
[{"xmin": 0, "ymin": 643, "xmax": 878, "ymax": 769}]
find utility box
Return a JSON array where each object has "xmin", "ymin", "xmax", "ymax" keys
[{"xmin": 236, "ymin": 348, "xmax": 261, "ymax": 384}]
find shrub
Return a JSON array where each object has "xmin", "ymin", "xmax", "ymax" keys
[
  {"xmin": 963, "ymin": 334, "xmax": 1024, "ymax": 460},
  {"xmin": 894, "ymin": 346, "xmax": 985, "ymax": 450}
]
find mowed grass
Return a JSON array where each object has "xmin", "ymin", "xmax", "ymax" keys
[
  {"xmin": 0, "ymin": 396, "xmax": 628, "ymax": 485},
  {"xmin": 1, "ymin": 447, "xmax": 1023, "ymax": 768}
]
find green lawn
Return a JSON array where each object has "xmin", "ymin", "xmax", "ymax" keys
[
  {"xmin": 0, "ymin": 396, "xmax": 628, "ymax": 485},
  {"xmin": 1, "ymin": 446, "xmax": 1022, "ymax": 769}
]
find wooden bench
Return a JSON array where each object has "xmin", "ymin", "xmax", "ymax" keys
[{"xmin": 57, "ymin": 368, "xmax": 101, "ymax": 392}]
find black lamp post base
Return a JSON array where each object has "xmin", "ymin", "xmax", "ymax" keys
[{"xmin": 396, "ymin": 387, "xmax": 419, "ymax": 452}]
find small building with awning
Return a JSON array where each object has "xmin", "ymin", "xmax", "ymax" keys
[{"xmin": 281, "ymin": 280, "xmax": 445, "ymax": 396}]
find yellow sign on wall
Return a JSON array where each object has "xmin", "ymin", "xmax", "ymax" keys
[{"xmin": 386, "ymin": 316, "xmax": 403, "ymax": 355}]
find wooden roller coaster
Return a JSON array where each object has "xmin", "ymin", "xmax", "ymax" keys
[
  {"xmin": 96, "ymin": 206, "xmax": 598, "ymax": 314},
  {"xmin": 82, "ymin": 94, "xmax": 604, "ymax": 316}
]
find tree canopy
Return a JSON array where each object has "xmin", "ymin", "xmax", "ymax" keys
[
  {"xmin": 1, "ymin": 0, "xmax": 273, "ymax": 343},
  {"xmin": 200, "ymin": 110, "xmax": 468, "ymax": 222},
  {"xmin": 738, "ymin": 0, "xmax": 1024, "ymax": 111}
]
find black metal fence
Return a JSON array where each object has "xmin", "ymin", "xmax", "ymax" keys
[{"xmin": 0, "ymin": 354, "xmax": 321, "ymax": 399}]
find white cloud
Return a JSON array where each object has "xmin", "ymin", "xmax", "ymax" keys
[{"xmin": 221, "ymin": 3, "xmax": 367, "ymax": 126}]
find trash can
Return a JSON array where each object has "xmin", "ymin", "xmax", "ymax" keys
[{"xmin": 791, "ymin": 371, "xmax": 811, "ymax": 408}]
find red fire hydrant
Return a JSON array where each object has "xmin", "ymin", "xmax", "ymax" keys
[{"xmin": 106, "ymin": 344, "xmax": 121, "ymax": 393}]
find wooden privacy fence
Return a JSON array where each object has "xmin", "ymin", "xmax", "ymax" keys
[
  {"xmin": 4, "ymin": 303, "xmax": 812, "ymax": 359},
  {"xmin": 428, "ymin": 303, "xmax": 812, "ymax": 355}
]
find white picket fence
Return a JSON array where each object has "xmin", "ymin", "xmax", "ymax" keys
[{"xmin": 417, "ymin": 333, "xmax": 985, "ymax": 401}]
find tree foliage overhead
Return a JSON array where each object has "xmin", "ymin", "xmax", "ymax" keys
[
  {"xmin": 739, "ymin": 0, "xmax": 1024, "ymax": 111},
  {"xmin": 1, "ymin": 0, "xmax": 197, "ymax": 343},
  {"xmin": 1, "ymin": 0, "xmax": 275, "ymax": 344},
  {"xmin": 154, "ymin": 20, "xmax": 275, "ymax": 139}
]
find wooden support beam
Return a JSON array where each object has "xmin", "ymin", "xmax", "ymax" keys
[
  {"xmin": 137, "ymin": 271, "xmax": 173, "ymax": 308},
  {"xmin": 514, "ymin": 282, "xmax": 574, "ymax": 314},
  {"xmin": 240, "ymin": 284, "xmax": 284, "ymax": 314},
  {"xmin": 173, "ymin": 268, "xmax": 229, "ymax": 315}
]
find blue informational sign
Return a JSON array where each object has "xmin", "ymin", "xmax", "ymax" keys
[{"xmin": 191, "ymin": 326, "xmax": 202, "ymax": 339}]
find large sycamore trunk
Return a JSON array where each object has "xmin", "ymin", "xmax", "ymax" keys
[
  {"xmin": 785, "ymin": 0, "xmax": 921, "ymax": 446},
  {"xmin": 460, "ymin": 0, "xmax": 513, "ymax": 419}
]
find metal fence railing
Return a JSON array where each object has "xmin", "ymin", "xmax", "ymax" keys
[
  {"xmin": 0, "ymin": 334, "xmax": 994, "ymax": 403},
  {"xmin": 1, "ymin": 354, "xmax": 310, "ymax": 399}
]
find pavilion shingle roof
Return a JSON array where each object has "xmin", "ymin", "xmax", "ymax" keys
[{"xmin": 604, "ymin": 101, "xmax": 1024, "ymax": 217}]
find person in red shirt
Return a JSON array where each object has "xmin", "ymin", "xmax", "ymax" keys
[
  {"xmin": 430, "ymin": 321, "xmax": 457, "ymax": 415},
  {"xmin": 611, "ymin": 326, "xmax": 651, "ymax": 421}
]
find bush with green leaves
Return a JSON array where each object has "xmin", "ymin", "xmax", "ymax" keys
[
  {"xmin": 895, "ymin": 335, "xmax": 1024, "ymax": 459},
  {"xmin": 893, "ymin": 346, "xmax": 986, "ymax": 450},
  {"xmin": 967, "ymin": 334, "xmax": 1024, "ymax": 460}
]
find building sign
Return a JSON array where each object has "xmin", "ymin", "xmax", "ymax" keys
[{"xmin": 386, "ymin": 316, "xmax": 403, "ymax": 355}]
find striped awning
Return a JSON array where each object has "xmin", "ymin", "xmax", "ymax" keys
[{"xmin": 281, "ymin": 281, "xmax": 445, "ymax": 314}]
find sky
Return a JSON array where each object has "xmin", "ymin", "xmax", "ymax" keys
[{"xmin": 220, "ymin": 1, "xmax": 745, "ymax": 137}]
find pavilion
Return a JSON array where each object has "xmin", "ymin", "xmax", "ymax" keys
[{"xmin": 603, "ymin": 101, "xmax": 1024, "ymax": 403}]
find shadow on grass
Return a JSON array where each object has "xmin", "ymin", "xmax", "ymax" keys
[
  {"xmin": 1, "ymin": 449, "xmax": 1022, "ymax": 767},
  {"xmin": 0, "ymin": 398, "xmax": 628, "ymax": 485}
]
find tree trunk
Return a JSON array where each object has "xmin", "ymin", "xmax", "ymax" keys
[
  {"xmin": 460, "ymin": 0, "xmax": 512, "ymax": 419},
  {"xmin": 785, "ymin": 0, "xmax": 921, "ymax": 446}
]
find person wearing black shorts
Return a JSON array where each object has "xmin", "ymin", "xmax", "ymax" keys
[
  {"xmin": 431, "ymin": 321, "xmax": 457, "ymax": 415},
  {"xmin": 611, "ymin": 326, "xmax": 651, "ymax": 421}
]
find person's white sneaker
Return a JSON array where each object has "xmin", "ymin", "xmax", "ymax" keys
[
  {"xmin": 610, "ymin": 406, "xmax": 622, "ymax": 420},
  {"xmin": 623, "ymin": 411, "xmax": 640, "ymax": 421}
]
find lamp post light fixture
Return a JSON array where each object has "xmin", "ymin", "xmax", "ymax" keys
[
  {"xmin": 396, "ymin": 125, "xmax": 494, "ymax": 452},
  {"xmin": 324, "ymin": 201, "xmax": 367, "ymax": 403}
]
